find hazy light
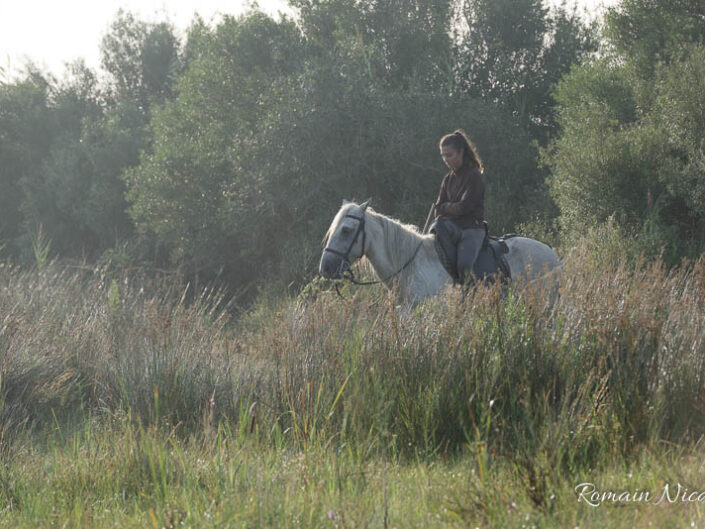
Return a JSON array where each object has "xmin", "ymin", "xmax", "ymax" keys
[
  {"xmin": 0, "ymin": 0, "xmax": 292, "ymax": 79},
  {"xmin": 1, "ymin": 0, "xmax": 617, "ymax": 80}
]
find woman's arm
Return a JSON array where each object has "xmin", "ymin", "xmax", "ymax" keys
[{"xmin": 436, "ymin": 171, "xmax": 483, "ymax": 218}]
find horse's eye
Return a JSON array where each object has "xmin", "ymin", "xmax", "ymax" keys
[{"xmin": 341, "ymin": 226, "xmax": 352, "ymax": 236}]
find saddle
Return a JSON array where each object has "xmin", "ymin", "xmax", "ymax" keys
[{"xmin": 430, "ymin": 216, "xmax": 513, "ymax": 284}]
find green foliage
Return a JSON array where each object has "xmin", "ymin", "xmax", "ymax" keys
[
  {"xmin": 0, "ymin": 71, "xmax": 54, "ymax": 252},
  {"xmin": 605, "ymin": 0, "xmax": 705, "ymax": 77},
  {"xmin": 19, "ymin": 62, "xmax": 138, "ymax": 257},
  {"xmin": 124, "ymin": 12, "xmax": 306, "ymax": 290},
  {"xmin": 648, "ymin": 45, "xmax": 705, "ymax": 218},
  {"xmin": 455, "ymin": 0, "xmax": 597, "ymax": 141},
  {"xmin": 100, "ymin": 10, "xmax": 181, "ymax": 112},
  {"xmin": 547, "ymin": 60, "xmax": 654, "ymax": 239},
  {"xmin": 0, "ymin": 12, "xmax": 184, "ymax": 262},
  {"xmin": 291, "ymin": 0, "xmax": 453, "ymax": 90},
  {"xmin": 547, "ymin": 1, "xmax": 705, "ymax": 261},
  {"xmin": 12, "ymin": 1, "xmax": 704, "ymax": 298}
]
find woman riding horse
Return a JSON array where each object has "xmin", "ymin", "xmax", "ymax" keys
[{"xmin": 434, "ymin": 130, "xmax": 485, "ymax": 285}]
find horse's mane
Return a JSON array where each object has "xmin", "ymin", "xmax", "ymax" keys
[
  {"xmin": 367, "ymin": 207, "xmax": 439, "ymax": 283},
  {"xmin": 366, "ymin": 207, "xmax": 423, "ymax": 239},
  {"xmin": 325, "ymin": 203, "xmax": 429, "ymax": 272}
]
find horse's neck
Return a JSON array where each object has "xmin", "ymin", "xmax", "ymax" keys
[{"xmin": 364, "ymin": 213, "xmax": 423, "ymax": 285}]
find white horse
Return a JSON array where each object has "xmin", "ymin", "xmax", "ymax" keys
[{"xmin": 319, "ymin": 200, "xmax": 561, "ymax": 302}]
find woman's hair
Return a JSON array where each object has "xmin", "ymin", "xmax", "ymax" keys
[{"xmin": 440, "ymin": 129, "xmax": 484, "ymax": 172}]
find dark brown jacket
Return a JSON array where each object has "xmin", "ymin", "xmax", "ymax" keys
[{"xmin": 434, "ymin": 163, "xmax": 485, "ymax": 229}]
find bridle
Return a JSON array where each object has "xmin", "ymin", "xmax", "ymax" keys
[
  {"xmin": 323, "ymin": 210, "xmax": 424, "ymax": 292},
  {"xmin": 323, "ymin": 212, "xmax": 368, "ymax": 281}
]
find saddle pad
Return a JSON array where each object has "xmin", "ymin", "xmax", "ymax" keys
[{"xmin": 473, "ymin": 239, "xmax": 512, "ymax": 281}]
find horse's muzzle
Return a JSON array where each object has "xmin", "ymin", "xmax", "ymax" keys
[{"xmin": 319, "ymin": 253, "xmax": 345, "ymax": 279}]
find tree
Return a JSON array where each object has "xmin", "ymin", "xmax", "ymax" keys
[
  {"xmin": 290, "ymin": 0, "xmax": 454, "ymax": 90},
  {"xmin": 547, "ymin": 1, "xmax": 705, "ymax": 260},
  {"xmin": 644, "ymin": 45, "xmax": 705, "ymax": 254},
  {"xmin": 17, "ymin": 61, "xmax": 140, "ymax": 257},
  {"xmin": 124, "ymin": 11, "xmax": 306, "ymax": 291},
  {"xmin": 100, "ymin": 10, "xmax": 181, "ymax": 116},
  {"xmin": 15, "ymin": 9, "xmax": 183, "ymax": 260},
  {"xmin": 455, "ymin": 0, "xmax": 596, "ymax": 142},
  {"xmin": 0, "ymin": 70, "xmax": 54, "ymax": 254},
  {"xmin": 605, "ymin": 0, "xmax": 705, "ymax": 77},
  {"xmin": 547, "ymin": 60, "xmax": 655, "ymax": 239}
]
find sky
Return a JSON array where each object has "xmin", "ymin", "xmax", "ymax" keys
[{"xmin": 1, "ymin": 0, "xmax": 618, "ymax": 80}]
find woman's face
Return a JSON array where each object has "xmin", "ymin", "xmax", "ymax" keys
[{"xmin": 440, "ymin": 145, "xmax": 463, "ymax": 171}]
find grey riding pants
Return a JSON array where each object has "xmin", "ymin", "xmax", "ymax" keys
[{"xmin": 457, "ymin": 227, "xmax": 485, "ymax": 283}]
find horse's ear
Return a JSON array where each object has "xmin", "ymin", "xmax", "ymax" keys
[
  {"xmin": 342, "ymin": 198, "xmax": 350, "ymax": 206},
  {"xmin": 360, "ymin": 199, "xmax": 371, "ymax": 211}
]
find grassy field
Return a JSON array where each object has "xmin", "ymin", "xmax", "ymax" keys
[
  {"xmin": 2, "ymin": 235, "xmax": 705, "ymax": 527},
  {"xmin": 4, "ymin": 419, "xmax": 705, "ymax": 528}
]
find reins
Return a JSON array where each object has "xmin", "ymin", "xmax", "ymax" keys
[{"xmin": 324, "ymin": 210, "xmax": 424, "ymax": 299}]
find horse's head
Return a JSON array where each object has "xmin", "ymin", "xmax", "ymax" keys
[{"xmin": 319, "ymin": 199, "xmax": 370, "ymax": 279}]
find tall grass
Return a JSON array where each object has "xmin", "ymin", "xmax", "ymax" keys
[
  {"xmin": 2, "ymin": 233, "xmax": 705, "ymax": 525},
  {"xmin": 1, "ymin": 233, "xmax": 704, "ymax": 470}
]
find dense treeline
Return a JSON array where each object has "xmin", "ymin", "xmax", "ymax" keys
[
  {"xmin": 1, "ymin": 0, "xmax": 704, "ymax": 298},
  {"xmin": 548, "ymin": 0, "xmax": 705, "ymax": 262}
]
